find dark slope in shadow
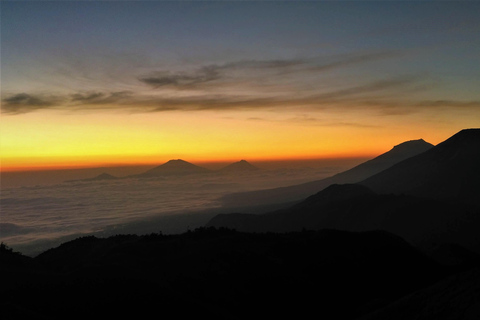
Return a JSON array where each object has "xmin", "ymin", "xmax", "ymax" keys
[
  {"xmin": 208, "ymin": 129, "xmax": 480, "ymax": 252},
  {"xmin": 361, "ymin": 128, "xmax": 480, "ymax": 206},
  {"xmin": 359, "ymin": 267, "xmax": 480, "ymax": 320},
  {"xmin": 220, "ymin": 139, "xmax": 433, "ymax": 209},
  {"xmin": 208, "ymin": 184, "xmax": 480, "ymax": 253},
  {"xmin": 1, "ymin": 228, "xmax": 448, "ymax": 320}
]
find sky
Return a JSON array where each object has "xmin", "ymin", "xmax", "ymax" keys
[{"xmin": 1, "ymin": 1, "xmax": 480, "ymax": 171}]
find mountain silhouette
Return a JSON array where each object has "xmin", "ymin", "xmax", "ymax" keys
[
  {"xmin": 220, "ymin": 139, "xmax": 433, "ymax": 209},
  {"xmin": 66, "ymin": 172, "xmax": 118, "ymax": 182},
  {"xmin": 219, "ymin": 160, "xmax": 259, "ymax": 173},
  {"xmin": 1, "ymin": 228, "xmax": 447, "ymax": 320},
  {"xmin": 361, "ymin": 128, "xmax": 480, "ymax": 206},
  {"xmin": 140, "ymin": 159, "xmax": 210, "ymax": 176},
  {"xmin": 209, "ymin": 129, "xmax": 480, "ymax": 252},
  {"xmin": 207, "ymin": 183, "xmax": 480, "ymax": 253}
]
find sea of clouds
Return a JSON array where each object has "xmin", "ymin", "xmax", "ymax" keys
[{"xmin": 1, "ymin": 166, "xmax": 344, "ymax": 256}]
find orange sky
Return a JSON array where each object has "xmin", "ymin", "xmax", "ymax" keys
[
  {"xmin": 0, "ymin": 108, "xmax": 468, "ymax": 172},
  {"xmin": 2, "ymin": 2, "xmax": 479, "ymax": 172}
]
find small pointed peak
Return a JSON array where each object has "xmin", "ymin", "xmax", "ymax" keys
[{"xmin": 219, "ymin": 159, "xmax": 259, "ymax": 172}]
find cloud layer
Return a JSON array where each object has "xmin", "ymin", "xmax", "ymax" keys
[{"xmin": 3, "ymin": 52, "xmax": 479, "ymax": 116}]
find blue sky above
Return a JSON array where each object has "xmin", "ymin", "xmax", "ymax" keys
[{"xmin": 2, "ymin": 1, "xmax": 480, "ymax": 115}]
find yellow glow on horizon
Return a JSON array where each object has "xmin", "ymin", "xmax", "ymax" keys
[{"xmin": 0, "ymin": 107, "xmax": 470, "ymax": 172}]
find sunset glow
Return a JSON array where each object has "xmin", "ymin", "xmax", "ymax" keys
[{"xmin": 1, "ymin": 1, "xmax": 479, "ymax": 172}]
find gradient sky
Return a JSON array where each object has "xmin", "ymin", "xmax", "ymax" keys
[{"xmin": 1, "ymin": 1, "xmax": 479, "ymax": 171}]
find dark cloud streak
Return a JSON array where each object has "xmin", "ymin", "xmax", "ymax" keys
[
  {"xmin": 138, "ymin": 66, "xmax": 221, "ymax": 89},
  {"xmin": 70, "ymin": 91, "xmax": 133, "ymax": 105},
  {"xmin": 137, "ymin": 52, "xmax": 396, "ymax": 90},
  {"xmin": 1, "ymin": 93, "xmax": 62, "ymax": 114}
]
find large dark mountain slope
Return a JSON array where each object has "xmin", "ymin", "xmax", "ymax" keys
[
  {"xmin": 220, "ymin": 139, "xmax": 433, "ymax": 209},
  {"xmin": 208, "ymin": 129, "xmax": 480, "ymax": 252},
  {"xmin": 207, "ymin": 184, "xmax": 480, "ymax": 252},
  {"xmin": 361, "ymin": 128, "xmax": 480, "ymax": 206}
]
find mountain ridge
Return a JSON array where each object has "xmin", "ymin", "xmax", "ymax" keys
[
  {"xmin": 207, "ymin": 129, "xmax": 480, "ymax": 252},
  {"xmin": 361, "ymin": 128, "xmax": 480, "ymax": 205},
  {"xmin": 219, "ymin": 138, "xmax": 433, "ymax": 209}
]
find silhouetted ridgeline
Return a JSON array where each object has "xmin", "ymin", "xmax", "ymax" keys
[
  {"xmin": 208, "ymin": 184, "xmax": 480, "ymax": 253},
  {"xmin": 220, "ymin": 138, "xmax": 433, "ymax": 208},
  {"xmin": 3, "ymin": 129, "xmax": 480, "ymax": 319},
  {"xmin": 0, "ymin": 228, "xmax": 461, "ymax": 320},
  {"xmin": 70, "ymin": 159, "xmax": 261, "ymax": 182},
  {"xmin": 361, "ymin": 128, "xmax": 480, "ymax": 206},
  {"xmin": 66, "ymin": 172, "xmax": 118, "ymax": 182},
  {"xmin": 209, "ymin": 129, "xmax": 480, "ymax": 253}
]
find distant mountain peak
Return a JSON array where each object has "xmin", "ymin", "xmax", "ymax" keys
[
  {"xmin": 220, "ymin": 160, "xmax": 259, "ymax": 172},
  {"xmin": 167, "ymin": 159, "xmax": 188, "ymax": 163},
  {"xmin": 143, "ymin": 159, "xmax": 209, "ymax": 176},
  {"xmin": 65, "ymin": 172, "xmax": 118, "ymax": 183},
  {"xmin": 92, "ymin": 173, "xmax": 117, "ymax": 180}
]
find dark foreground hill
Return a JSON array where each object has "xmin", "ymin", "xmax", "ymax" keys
[
  {"xmin": 359, "ymin": 267, "xmax": 480, "ymax": 320},
  {"xmin": 1, "ymin": 228, "xmax": 453, "ymax": 320},
  {"xmin": 220, "ymin": 139, "xmax": 433, "ymax": 209}
]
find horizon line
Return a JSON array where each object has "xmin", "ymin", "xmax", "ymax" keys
[{"xmin": 1, "ymin": 155, "xmax": 375, "ymax": 173}]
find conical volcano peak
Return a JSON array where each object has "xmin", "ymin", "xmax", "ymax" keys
[
  {"xmin": 144, "ymin": 159, "xmax": 209, "ymax": 176},
  {"xmin": 165, "ymin": 159, "xmax": 190, "ymax": 165},
  {"xmin": 220, "ymin": 160, "xmax": 259, "ymax": 172},
  {"xmin": 391, "ymin": 138, "xmax": 433, "ymax": 150}
]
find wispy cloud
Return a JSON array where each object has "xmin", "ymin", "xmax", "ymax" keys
[
  {"xmin": 138, "ymin": 66, "xmax": 221, "ymax": 89},
  {"xmin": 137, "ymin": 52, "xmax": 395, "ymax": 90},
  {"xmin": 4, "ymin": 50, "xmax": 478, "ymax": 116},
  {"xmin": 1, "ymin": 93, "xmax": 63, "ymax": 114},
  {"xmin": 286, "ymin": 115, "xmax": 381, "ymax": 128},
  {"xmin": 70, "ymin": 91, "xmax": 133, "ymax": 105},
  {"xmin": 4, "ymin": 75, "xmax": 479, "ymax": 116},
  {"xmin": 310, "ymin": 51, "xmax": 400, "ymax": 72}
]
